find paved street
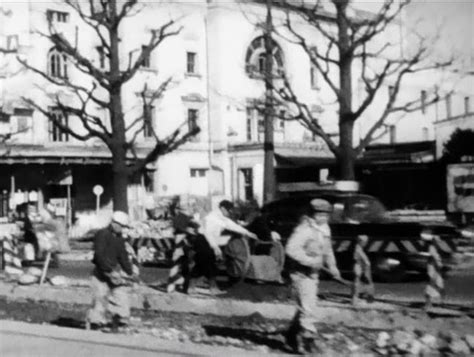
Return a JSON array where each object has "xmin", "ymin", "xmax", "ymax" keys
[{"xmin": 49, "ymin": 259, "xmax": 474, "ymax": 307}]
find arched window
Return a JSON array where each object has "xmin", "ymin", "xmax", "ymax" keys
[
  {"xmin": 245, "ymin": 36, "xmax": 284, "ymax": 77},
  {"xmin": 48, "ymin": 48, "xmax": 68, "ymax": 79}
]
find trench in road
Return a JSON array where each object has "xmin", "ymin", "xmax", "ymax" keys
[{"xmin": 51, "ymin": 260, "xmax": 474, "ymax": 307}]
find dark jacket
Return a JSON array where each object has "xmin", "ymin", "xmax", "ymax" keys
[{"xmin": 92, "ymin": 226, "xmax": 133, "ymax": 276}]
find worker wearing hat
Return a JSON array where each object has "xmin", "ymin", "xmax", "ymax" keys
[
  {"xmin": 86, "ymin": 211, "xmax": 137, "ymax": 332},
  {"xmin": 284, "ymin": 198, "xmax": 341, "ymax": 354}
]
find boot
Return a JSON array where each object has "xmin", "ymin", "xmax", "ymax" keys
[
  {"xmin": 284, "ymin": 317, "xmax": 301, "ymax": 353},
  {"xmin": 111, "ymin": 314, "xmax": 121, "ymax": 333}
]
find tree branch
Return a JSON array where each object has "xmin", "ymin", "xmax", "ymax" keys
[{"xmin": 120, "ymin": 20, "xmax": 182, "ymax": 84}]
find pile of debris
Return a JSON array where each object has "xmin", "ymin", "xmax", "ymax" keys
[{"xmin": 375, "ymin": 329, "xmax": 474, "ymax": 356}]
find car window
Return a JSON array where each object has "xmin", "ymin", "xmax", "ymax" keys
[{"xmin": 344, "ymin": 195, "xmax": 387, "ymax": 223}]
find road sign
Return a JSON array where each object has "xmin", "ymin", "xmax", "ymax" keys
[
  {"xmin": 93, "ymin": 185, "xmax": 103, "ymax": 215},
  {"xmin": 93, "ymin": 185, "xmax": 104, "ymax": 196}
]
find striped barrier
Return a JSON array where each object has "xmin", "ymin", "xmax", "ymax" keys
[
  {"xmin": 332, "ymin": 236, "xmax": 456, "ymax": 255},
  {"xmin": 425, "ymin": 237, "xmax": 444, "ymax": 308},
  {"xmin": 1, "ymin": 233, "xmax": 23, "ymax": 276},
  {"xmin": 125, "ymin": 241, "xmax": 140, "ymax": 276},
  {"xmin": 166, "ymin": 234, "xmax": 188, "ymax": 293},
  {"xmin": 132, "ymin": 237, "xmax": 174, "ymax": 263}
]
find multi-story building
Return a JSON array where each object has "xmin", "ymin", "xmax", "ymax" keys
[{"xmin": 0, "ymin": 0, "xmax": 472, "ymax": 218}]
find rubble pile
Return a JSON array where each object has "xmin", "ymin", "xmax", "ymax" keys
[
  {"xmin": 126, "ymin": 220, "xmax": 174, "ymax": 240},
  {"xmin": 375, "ymin": 329, "xmax": 474, "ymax": 356}
]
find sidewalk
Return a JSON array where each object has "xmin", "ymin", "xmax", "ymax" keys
[{"xmin": 0, "ymin": 320, "xmax": 281, "ymax": 357}]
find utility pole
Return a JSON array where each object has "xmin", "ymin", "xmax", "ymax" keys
[{"xmin": 263, "ymin": 0, "xmax": 276, "ymax": 204}]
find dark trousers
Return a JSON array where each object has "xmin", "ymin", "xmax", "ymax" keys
[{"xmin": 190, "ymin": 234, "xmax": 217, "ymax": 280}]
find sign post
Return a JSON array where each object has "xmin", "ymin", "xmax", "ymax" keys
[{"xmin": 93, "ymin": 185, "xmax": 104, "ymax": 215}]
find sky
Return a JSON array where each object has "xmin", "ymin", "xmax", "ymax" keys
[{"xmin": 353, "ymin": 0, "xmax": 473, "ymax": 71}]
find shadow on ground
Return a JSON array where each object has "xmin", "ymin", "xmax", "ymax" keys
[{"xmin": 202, "ymin": 325, "xmax": 294, "ymax": 354}]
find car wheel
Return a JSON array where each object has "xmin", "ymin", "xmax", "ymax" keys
[{"xmin": 373, "ymin": 257, "xmax": 407, "ymax": 283}]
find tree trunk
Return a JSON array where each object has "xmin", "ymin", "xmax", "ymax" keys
[
  {"xmin": 109, "ymin": 0, "xmax": 128, "ymax": 213},
  {"xmin": 112, "ymin": 153, "xmax": 129, "ymax": 213},
  {"xmin": 338, "ymin": 119, "xmax": 356, "ymax": 180},
  {"xmin": 336, "ymin": 0, "xmax": 355, "ymax": 181}
]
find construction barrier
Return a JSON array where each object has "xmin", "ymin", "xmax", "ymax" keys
[
  {"xmin": 425, "ymin": 236, "xmax": 444, "ymax": 308},
  {"xmin": 166, "ymin": 234, "xmax": 189, "ymax": 293}
]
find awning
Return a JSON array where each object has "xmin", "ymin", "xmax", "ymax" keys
[
  {"xmin": 359, "ymin": 141, "xmax": 436, "ymax": 165},
  {"xmin": 275, "ymin": 154, "xmax": 334, "ymax": 168}
]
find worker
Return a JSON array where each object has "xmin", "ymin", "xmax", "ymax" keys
[
  {"xmin": 86, "ymin": 211, "xmax": 138, "ymax": 332},
  {"xmin": 200, "ymin": 200, "xmax": 258, "ymax": 294},
  {"xmin": 285, "ymin": 198, "xmax": 341, "ymax": 354},
  {"xmin": 352, "ymin": 234, "xmax": 375, "ymax": 305}
]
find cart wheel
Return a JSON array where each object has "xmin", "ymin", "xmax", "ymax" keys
[{"xmin": 224, "ymin": 236, "xmax": 251, "ymax": 279}]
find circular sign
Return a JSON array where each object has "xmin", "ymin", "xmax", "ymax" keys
[{"xmin": 93, "ymin": 185, "xmax": 104, "ymax": 196}]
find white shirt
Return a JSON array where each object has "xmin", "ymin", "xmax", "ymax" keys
[{"xmin": 202, "ymin": 209, "xmax": 253, "ymax": 249}]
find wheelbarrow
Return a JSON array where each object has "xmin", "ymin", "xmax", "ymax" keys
[{"xmin": 224, "ymin": 236, "xmax": 285, "ymax": 283}]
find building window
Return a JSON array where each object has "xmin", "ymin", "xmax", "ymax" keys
[
  {"xmin": 46, "ymin": 10, "xmax": 69, "ymax": 23},
  {"xmin": 275, "ymin": 110, "xmax": 286, "ymax": 131},
  {"xmin": 465, "ymin": 96, "xmax": 470, "ymax": 115},
  {"xmin": 245, "ymin": 36, "xmax": 284, "ymax": 77},
  {"xmin": 246, "ymin": 107, "xmax": 252, "ymax": 142},
  {"xmin": 143, "ymin": 105, "xmax": 154, "ymax": 138},
  {"xmin": 239, "ymin": 168, "xmax": 254, "ymax": 201},
  {"xmin": 420, "ymin": 90, "xmax": 427, "ymax": 114},
  {"xmin": 48, "ymin": 48, "xmax": 68, "ymax": 79},
  {"xmin": 186, "ymin": 52, "xmax": 197, "ymax": 74},
  {"xmin": 245, "ymin": 107, "xmax": 264, "ymax": 142},
  {"xmin": 187, "ymin": 108, "xmax": 199, "ymax": 141},
  {"xmin": 389, "ymin": 125, "xmax": 396, "ymax": 144},
  {"xmin": 422, "ymin": 126, "xmax": 429, "ymax": 141},
  {"xmin": 97, "ymin": 46, "xmax": 106, "ymax": 69},
  {"xmin": 6, "ymin": 35, "xmax": 19, "ymax": 51},
  {"xmin": 49, "ymin": 109, "xmax": 69, "ymax": 142},
  {"xmin": 446, "ymin": 94, "xmax": 452, "ymax": 119},
  {"xmin": 190, "ymin": 168, "xmax": 207, "ymax": 178},
  {"xmin": 17, "ymin": 117, "xmax": 29, "ymax": 132},
  {"xmin": 141, "ymin": 45, "xmax": 151, "ymax": 68}
]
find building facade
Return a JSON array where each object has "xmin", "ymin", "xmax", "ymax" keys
[{"xmin": 0, "ymin": 0, "xmax": 472, "ymax": 217}]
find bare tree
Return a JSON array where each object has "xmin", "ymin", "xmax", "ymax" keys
[
  {"xmin": 18, "ymin": 0, "xmax": 199, "ymax": 212},
  {"xmin": 271, "ymin": 0, "xmax": 451, "ymax": 180}
]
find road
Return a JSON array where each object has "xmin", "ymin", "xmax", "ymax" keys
[{"xmin": 47, "ymin": 259, "xmax": 474, "ymax": 307}]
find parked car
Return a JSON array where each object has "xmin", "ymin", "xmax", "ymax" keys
[{"xmin": 256, "ymin": 191, "xmax": 462, "ymax": 282}]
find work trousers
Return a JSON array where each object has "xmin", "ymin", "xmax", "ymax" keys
[
  {"xmin": 352, "ymin": 262, "xmax": 374, "ymax": 300},
  {"xmin": 190, "ymin": 234, "xmax": 218, "ymax": 280},
  {"xmin": 290, "ymin": 271, "xmax": 319, "ymax": 335},
  {"xmin": 87, "ymin": 271, "xmax": 130, "ymax": 325}
]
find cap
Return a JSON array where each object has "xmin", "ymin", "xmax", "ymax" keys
[
  {"xmin": 310, "ymin": 198, "xmax": 332, "ymax": 213},
  {"xmin": 219, "ymin": 200, "xmax": 234, "ymax": 211},
  {"xmin": 112, "ymin": 211, "xmax": 130, "ymax": 227}
]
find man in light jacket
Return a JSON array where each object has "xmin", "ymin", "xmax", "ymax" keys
[
  {"xmin": 199, "ymin": 200, "xmax": 257, "ymax": 293},
  {"xmin": 285, "ymin": 198, "xmax": 341, "ymax": 354}
]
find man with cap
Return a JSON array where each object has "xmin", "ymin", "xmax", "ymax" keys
[
  {"xmin": 199, "ymin": 199, "xmax": 258, "ymax": 294},
  {"xmin": 284, "ymin": 198, "xmax": 341, "ymax": 354},
  {"xmin": 86, "ymin": 211, "xmax": 137, "ymax": 332}
]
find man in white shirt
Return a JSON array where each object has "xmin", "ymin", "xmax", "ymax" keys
[
  {"xmin": 195, "ymin": 200, "xmax": 257, "ymax": 293},
  {"xmin": 203, "ymin": 200, "xmax": 258, "ymax": 259}
]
